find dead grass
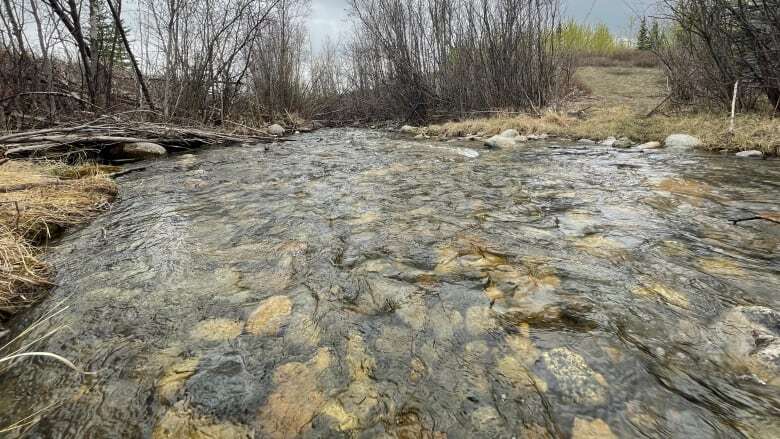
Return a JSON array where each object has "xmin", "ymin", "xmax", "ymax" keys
[
  {"xmin": 0, "ymin": 161, "xmax": 117, "ymax": 318},
  {"xmin": 425, "ymin": 66, "xmax": 780, "ymax": 155}
]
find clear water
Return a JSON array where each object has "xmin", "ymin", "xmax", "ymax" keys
[{"xmin": 1, "ymin": 129, "xmax": 779, "ymax": 438}]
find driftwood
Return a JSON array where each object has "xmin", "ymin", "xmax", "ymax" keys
[{"xmin": 1, "ymin": 118, "xmax": 276, "ymax": 159}]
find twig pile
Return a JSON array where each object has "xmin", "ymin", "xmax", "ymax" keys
[{"xmin": 1, "ymin": 117, "xmax": 276, "ymax": 159}]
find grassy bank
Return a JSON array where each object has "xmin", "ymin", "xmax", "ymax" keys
[
  {"xmin": 0, "ymin": 161, "xmax": 116, "ymax": 320},
  {"xmin": 425, "ymin": 107, "xmax": 779, "ymax": 154},
  {"xmin": 424, "ymin": 66, "xmax": 780, "ymax": 155}
]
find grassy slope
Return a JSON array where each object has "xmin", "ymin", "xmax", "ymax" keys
[{"xmin": 426, "ymin": 66, "xmax": 779, "ymax": 155}]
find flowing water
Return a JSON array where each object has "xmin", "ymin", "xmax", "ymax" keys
[{"xmin": 1, "ymin": 129, "xmax": 779, "ymax": 438}]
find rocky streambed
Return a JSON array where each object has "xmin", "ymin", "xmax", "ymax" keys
[{"xmin": 0, "ymin": 129, "xmax": 778, "ymax": 438}]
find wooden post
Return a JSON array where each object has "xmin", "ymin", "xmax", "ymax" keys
[{"xmin": 729, "ymin": 80, "xmax": 739, "ymax": 133}]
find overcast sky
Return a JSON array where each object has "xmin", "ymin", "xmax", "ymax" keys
[{"xmin": 307, "ymin": 0, "xmax": 659, "ymax": 51}]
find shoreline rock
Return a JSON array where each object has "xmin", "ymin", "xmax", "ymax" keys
[
  {"xmin": 735, "ymin": 150, "xmax": 763, "ymax": 158},
  {"xmin": 107, "ymin": 142, "xmax": 167, "ymax": 160},
  {"xmin": 665, "ymin": 134, "xmax": 702, "ymax": 149}
]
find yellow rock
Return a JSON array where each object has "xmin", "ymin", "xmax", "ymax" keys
[
  {"xmin": 245, "ymin": 295, "xmax": 293, "ymax": 336},
  {"xmin": 256, "ymin": 348, "xmax": 332, "ymax": 438},
  {"xmin": 632, "ymin": 282, "xmax": 689, "ymax": 308},
  {"xmin": 347, "ymin": 212, "xmax": 379, "ymax": 225},
  {"xmin": 496, "ymin": 356, "xmax": 548, "ymax": 392},
  {"xmin": 571, "ymin": 418, "xmax": 617, "ymax": 439},
  {"xmin": 657, "ymin": 178, "xmax": 720, "ymax": 201},
  {"xmin": 698, "ymin": 257, "xmax": 746, "ymax": 278},
  {"xmin": 190, "ymin": 318, "xmax": 242, "ymax": 342},
  {"xmin": 484, "ymin": 284, "xmax": 505, "ymax": 301},
  {"xmin": 575, "ymin": 235, "xmax": 626, "ymax": 259},
  {"xmin": 434, "ymin": 240, "xmax": 508, "ymax": 276},
  {"xmin": 506, "ymin": 335, "xmax": 540, "ymax": 366},
  {"xmin": 321, "ymin": 401, "xmax": 359, "ymax": 431},
  {"xmin": 156, "ymin": 358, "xmax": 200, "ymax": 403},
  {"xmin": 153, "ymin": 402, "xmax": 251, "ymax": 439}
]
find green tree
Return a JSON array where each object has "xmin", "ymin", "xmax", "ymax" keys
[{"xmin": 637, "ymin": 17, "xmax": 650, "ymax": 50}]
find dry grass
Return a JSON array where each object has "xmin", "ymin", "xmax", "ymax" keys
[
  {"xmin": 425, "ymin": 66, "xmax": 780, "ymax": 155},
  {"xmin": 0, "ymin": 161, "xmax": 117, "ymax": 318}
]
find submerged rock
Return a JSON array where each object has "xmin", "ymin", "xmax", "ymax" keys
[
  {"xmin": 736, "ymin": 150, "xmax": 763, "ymax": 158},
  {"xmin": 540, "ymin": 347, "xmax": 608, "ymax": 406},
  {"xmin": 572, "ymin": 417, "xmax": 617, "ymax": 439},
  {"xmin": 712, "ymin": 306, "xmax": 780, "ymax": 385},
  {"xmin": 268, "ymin": 124, "xmax": 286, "ymax": 136},
  {"xmin": 665, "ymin": 134, "xmax": 702, "ymax": 149},
  {"xmin": 245, "ymin": 295, "xmax": 293, "ymax": 336},
  {"xmin": 153, "ymin": 401, "xmax": 252, "ymax": 439},
  {"xmin": 108, "ymin": 142, "xmax": 167, "ymax": 160}
]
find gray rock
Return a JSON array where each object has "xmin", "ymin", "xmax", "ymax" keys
[
  {"xmin": 400, "ymin": 125, "xmax": 417, "ymax": 134},
  {"xmin": 600, "ymin": 137, "xmax": 617, "ymax": 147},
  {"xmin": 636, "ymin": 141, "xmax": 662, "ymax": 149},
  {"xmin": 500, "ymin": 129, "xmax": 520, "ymax": 138},
  {"xmin": 268, "ymin": 124, "xmax": 286, "ymax": 136},
  {"xmin": 735, "ymin": 150, "xmax": 763, "ymax": 158},
  {"xmin": 484, "ymin": 135, "xmax": 516, "ymax": 149},
  {"xmin": 665, "ymin": 134, "xmax": 702, "ymax": 149},
  {"xmin": 578, "ymin": 139, "xmax": 596, "ymax": 145},
  {"xmin": 108, "ymin": 142, "xmax": 167, "ymax": 160},
  {"xmin": 414, "ymin": 134, "xmax": 425, "ymax": 140},
  {"xmin": 527, "ymin": 133, "xmax": 549, "ymax": 140},
  {"xmin": 613, "ymin": 137, "xmax": 634, "ymax": 148}
]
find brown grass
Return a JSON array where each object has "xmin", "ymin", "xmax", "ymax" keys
[
  {"xmin": 0, "ymin": 161, "xmax": 117, "ymax": 318},
  {"xmin": 425, "ymin": 66, "xmax": 780, "ymax": 155}
]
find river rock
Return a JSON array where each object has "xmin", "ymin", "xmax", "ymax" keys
[
  {"xmin": 665, "ymin": 134, "xmax": 702, "ymax": 149},
  {"xmin": 268, "ymin": 124, "xmax": 286, "ymax": 136},
  {"xmin": 400, "ymin": 125, "xmax": 417, "ymax": 134},
  {"xmin": 108, "ymin": 142, "xmax": 167, "ymax": 160},
  {"xmin": 712, "ymin": 306, "xmax": 780, "ymax": 384},
  {"xmin": 540, "ymin": 347, "xmax": 608, "ymax": 406},
  {"xmin": 637, "ymin": 141, "xmax": 662, "ymax": 149},
  {"xmin": 578, "ymin": 139, "xmax": 596, "ymax": 145},
  {"xmin": 600, "ymin": 137, "xmax": 617, "ymax": 147},
  {"xmin": 736, "ymin": 150, "xmax": 763, "ymax": 158},
  {"xmin": 245, "ymin": 295, "xmax": 293, "ymax": 336},
  {"xmin": 612, "ymin": 137, "xmax": 634, "ymax": 148},
  {"xmin": 572, "ymin": 418, "xmax": 617, "ymax": 439},
  {"xmin": 484, "ymin": 135, "xmax": 516, "ymax": 149},
  {"xmin": 500, "ymin": 129, "xmax": 520, "ymax": 138}
]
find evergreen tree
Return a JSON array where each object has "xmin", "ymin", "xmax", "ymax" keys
[{"xmin": 637, "ymin": 17, "xmax": 650, "ymax": 50}]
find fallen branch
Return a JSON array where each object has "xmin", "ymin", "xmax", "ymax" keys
[
  {"xmin": 2, "ymin": 121, "xmax": 276, "ymax": 159},
  {"xmin": 731, "ymin": 213, "xmax": 780, "ymax": 225}
]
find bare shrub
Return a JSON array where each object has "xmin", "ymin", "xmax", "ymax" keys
[
  {"xmin": 342, "ymin": 0, "xmax": 574, "ymax": 122},
  {"xmin": 659, "ymin": 0, "xmax": 780, "ymax": 111}
]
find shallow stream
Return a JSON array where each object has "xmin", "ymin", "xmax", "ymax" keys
[{"xmin": 1, "ymin": 129, "xmax": 779, "ymax": 438}]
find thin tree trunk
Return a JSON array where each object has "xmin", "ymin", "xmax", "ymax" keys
[{"xmin": 105, "ymin": 0, "xmax": 156, "ymax": 111}]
